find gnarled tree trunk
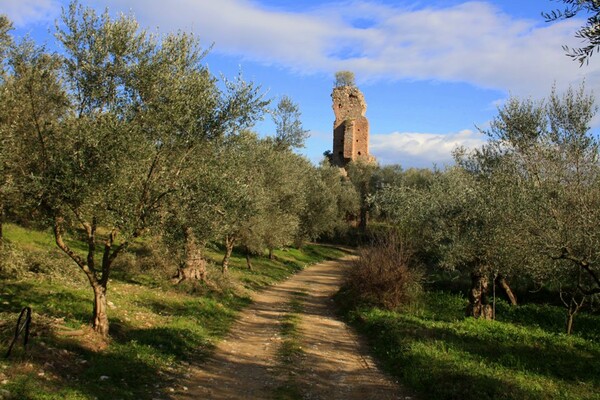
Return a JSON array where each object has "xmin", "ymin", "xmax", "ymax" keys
[
  {"xmin": 222, "ymin": 234, "xmax": 235, "ymax": 274},
  {"xmin": 173, "ymin": 227, "xmax": 206, "ymax": 283},
  {"xmin": 93, "ymin": 284, "xmax": 109, "ymax": 336},
  {"xmin": 466, "ymin": 270, "xmax": 493, "ymax": 319},
  {"xmin": 53, "ymin": 217, "xmax": 128, "ymax": 338}
]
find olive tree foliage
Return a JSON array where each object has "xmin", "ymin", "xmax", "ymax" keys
[
  {"xmin": 346, "ymin": 159, "xmax": 379, "ymax": 231},
  {"xmin": 254, "ymin": 149, "xmax": 309, "ymax": 252},
  {"xmin": 0, "ymin": 15, "xmax": 14, "ymax": 241},
  {"xmin": 0, "ymin": 15, "xmax": 11, "ymax": 72},
  {"xmin": 374, "ymin": 170, "xmax": 436, "ymax": 248},
  {"xmin": 163, "ymin": 89, "xmax": 321, "ymax": 276},
  {"xmin": 544, "ymin": 0, "xmax": 600, "ymax": 64},
  {"xmin": 297, "ymin": 160, "xmax": 360, "ymax": 245},
  {"xmin": 272, "ymin": 95, "xmax": 309, "ymax": 150},
  {"xmin": 375, "ymin": 166, "xmax": 517, "ymax": 318},
  {"xmin": 168, "ymin": 134, "xmax": 356, "ymax": 274},
  {"xmin": 469, "ymin": 84, "xmax": 600, "ymax": 332},
  {"xmin": 377, "ymin": 85, "xmax": 600, "ymax": 329},
  {"xmin": 2, "ymin": 40, "xmax": 69, "ymax": 227},
  {"xmin": 160, "ymin": 74, "xmax": 270, "ymax": 278},
  {"xmin": 0, "ymin": 1, "xmax": 267, "ymax": 336},
  {"xmin": 212, "ymin": 133, "xmax": 277, "ymax": 272},
  {"xmin": 165, "ymin": 132, "xmax": 271, "ymax": 274}
]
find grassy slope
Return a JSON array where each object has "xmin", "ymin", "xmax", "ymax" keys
[
  {"xmin": 0, "ymin": 223, "xmax": 349, "ymax": 400},
  {"xmin": 338, "ymin": 290, "xmax": 600, "ymax": 400}
]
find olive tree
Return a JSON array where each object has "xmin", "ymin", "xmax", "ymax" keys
[
  {"xmin": 251, "ymin": 148, "xmax": 309, "ymax": 253},
  {"xmin": 346, "ymin": 159, "xmax": 378, "ymax": 232},
  {"xmin": 272, "ymin": 95, "xmax": 309, "ymax": 150},
  {"xmin": 178, "ymin": 132, "xmax": 268, "ymax": 274},
  {"xmin": 161, "ymin": 73, "xmax": 269, "ymax": 280},
  {"xmin": 0, "ymin": 15, "xmax": 14, "ymax": 242},
  {"xmin": 7, "ymin": 2, "xmax": 233, "ymax": 336},
  {"xmin": 474, "ymin": 84, "xmax": 600, "ymax": 333},
  {"xmin": 376, "ymin": 164, "xmax": 520, "ymax": 318},
  {"xmin": 297, "ymin": 161, "xmax": 359, "ymax": 245},
  {"xmin": 221, "ymin": 137, "xmax": 310, "ymax": 268},
  {"xmin": 2, "ymin": 39, "xmax": 69, "ymax": 229}
]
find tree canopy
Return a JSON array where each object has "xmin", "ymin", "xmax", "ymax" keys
[{"xmin": 0, "ymin": 2, "xmax": 359, "ymax": 337}]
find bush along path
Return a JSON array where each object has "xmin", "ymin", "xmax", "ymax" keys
[{"xmin": 174, "ymin": 256, "xmax": 415, "ymax": 400}]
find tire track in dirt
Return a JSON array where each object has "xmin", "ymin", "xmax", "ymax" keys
[{"xmin": 173, "ymin": 256, "xmax": 415, "ymax": 400}]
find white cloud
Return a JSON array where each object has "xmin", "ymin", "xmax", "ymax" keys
[
  {"xmin": 370, "ymin": 129, "xmax": 487, "ymax": 168},
  {"xmin": 90, "ymin": 0, "xmax": 596, "ymax": 97},
  {"xmin": 2, "ymin": 0, "xmax": 594, "ymax": 97},
  {"xmin": 0, "ymin": 0, "xmax": 60, "ymax": 26}
]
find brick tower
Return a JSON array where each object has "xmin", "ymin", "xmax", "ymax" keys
[{"xmin": 331, "ymin": 85, "xmax": 373, "ymax": 168}]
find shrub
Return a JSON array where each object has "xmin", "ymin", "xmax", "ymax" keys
[
  {"xmin": 0, "ymin": 243, "xmax": 78, "ymax": 282},
  {"xmin": 112, "ymin": 239, "xmax": 174, "ymax": 282},
  {"xmin": 346, "ymin": 233, "xmax": 422, "ymax": 309},
  {"xmin": 334, "ymin": 70, "xmax": 356, "ymax": 88},
  {"xmin": 0, "ymin": 243, "xmax": 28, "ymax": 278}
]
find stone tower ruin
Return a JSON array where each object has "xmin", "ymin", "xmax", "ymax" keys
[{"xmin": 331, "ymin": 85, "xmax": 373, "ymax": 168}]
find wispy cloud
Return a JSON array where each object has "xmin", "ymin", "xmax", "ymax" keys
[
  {"xmin": 370, "ymin": 129, "xmax": 487, "ymax": 168},
  {"xmin": 0, "ymin": 0, "xmax": 60, "ymax": 26},
  {"xmin": 88, "ymin": 0, "xmax": 594, "ymax": 96},
  {"xmin": 6, "ymin": 0, "xmax": 594, "ymax": 96}
]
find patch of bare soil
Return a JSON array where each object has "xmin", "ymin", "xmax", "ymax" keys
[{"xmin": 173, "ymin": 257, "xmax": 415, "ymax": 400}]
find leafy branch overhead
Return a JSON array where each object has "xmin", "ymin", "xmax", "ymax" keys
[{"xmin": 544, "ymin": 0, "xmax": 600, "ymax": 64}]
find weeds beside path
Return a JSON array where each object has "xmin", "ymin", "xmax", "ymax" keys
[{"xmin": 174, "ymin": 256, "xmax": 414, "ymax": 400}]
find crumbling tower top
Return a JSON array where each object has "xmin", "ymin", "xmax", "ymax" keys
[{"xmin": 331, "ymin": 84, "xmax": 373, "ymax": 168}]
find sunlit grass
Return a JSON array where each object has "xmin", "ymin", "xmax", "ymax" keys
[
  {"xmin": 0, "ymin": 224, "xmax": 347, "ymax": 399},
  {"xmin": 338, "ymin": 290, "xmax": 600, "ymax": 400}
]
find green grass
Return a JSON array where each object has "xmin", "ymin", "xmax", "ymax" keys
[
  {"xmin": 0, "ymin": 223, "xmax": 348, "ymax": 400},
  {"xmin": 338, "ymin": 290, "xmax": 600, "ymax": 400},
  {"xmin": 202, "ymin": 244, "xmax": 349, "ymax": 292},
  {"xmin": 3, "ymin": 223, "xmax": 113, "ymax": 258},
  {"xmin": 277, "ymin": 291, "xmax": 306, "ymax": 363},
  {"xmin": 272, "ymin": 291, "xmax": 307, "ymax": 400}
]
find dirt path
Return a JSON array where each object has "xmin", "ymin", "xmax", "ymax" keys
[{"xmin": 173, "ymin": 257, "xmax": 414, "ymax": 400}]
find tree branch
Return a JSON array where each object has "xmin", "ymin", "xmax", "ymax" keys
[
  {"xmin": 579, "ymin": 263, "xmax": 600, "ymax": 295},
  {"xmin": 83, "ymin": 217, "xmax": 96, "ymax": 272},
  {"xmin": 551, "ymin": 247, "xmax": 600, "ymax": 295},
  {"xmin": 54, "ymin": 216, "xmax": 97, "ymax": 285}
]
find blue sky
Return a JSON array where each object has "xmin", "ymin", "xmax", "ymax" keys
[{"xmin": 1, "ymin": 0, "xmax": 597, "ymax": 168}]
